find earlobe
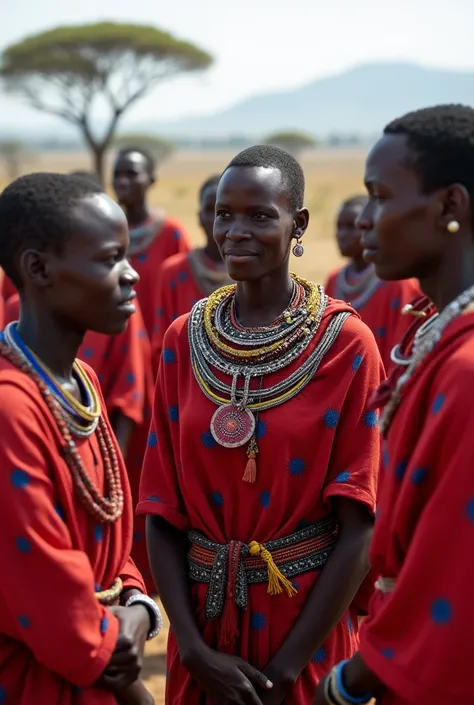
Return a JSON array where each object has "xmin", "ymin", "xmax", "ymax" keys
[{"xmin": 439, "ymin": 183, "xmax": 470, "ymax": 231}]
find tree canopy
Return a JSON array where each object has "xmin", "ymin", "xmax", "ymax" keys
[
  {"xmin": 0, "ymin": 22, "xmax": 212, "ymax": 181},
  {"xmin": 263, "ymin": 130, "xmax": 318, "ymax": 156}
]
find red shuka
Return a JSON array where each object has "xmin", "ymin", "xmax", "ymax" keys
[
  {"xmin": 325, "ymin": 270, "xmax": 420, "ymax": 373},
  {"xmin": 359, "ymin": 312, "xmax": 474, "ymax": 705},
  {"xmin": 138, "ymin": 299, "xmax": 383, "ymax": 704},
  {"xmin": 4, "ymin": 294, "xmax": 155, "ymax": 593},
  {"xmin": 0, "ymin": 358, "xmax": 145, "ymax": 705},
  {"xmin": 1, "ymin": 271, "xmax": 16, "ymax": 305},
  {"xmin": 129, "ymin": 216, "xmax": 191, "ymax": 339}
]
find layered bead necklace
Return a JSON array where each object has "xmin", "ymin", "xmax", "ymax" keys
[
  {"xmin": 335, "ymin": 262, "xmax": 379, "ymax": 308},
  {"xmin": 0, "ymin": 324, "xmax": 123, "ymax": 523},
  {"xmin": 189, "ymin": 273, "xmax": 351, "ymax": 482},
  {"xmin": 380, "ymin": 284, "xmax": 474, "ymax": 434}
]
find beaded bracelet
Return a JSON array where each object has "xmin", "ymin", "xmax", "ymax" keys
[
  {"xmin": 324, "ymin": 661, "xmax": 373, "ymax": 705},
  {"xmin": 124, "ymin": 593, "xmax": 163, "ymax": 640}
]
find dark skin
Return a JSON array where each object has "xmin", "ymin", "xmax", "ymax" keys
[
  {"xmin": 113, "ymin": 151, "xmax": 155, "ymax": 227},
  {"xmin": 16, "ymin": 193, "xmax": 152, "ymax": 705},
  {"xmin": 315, "ymin": 132, "xmax": 474, "ymax": 704},
  {"xmin": 199, "ymin": 182, "xmax": 225, "ymax": 263},
  {"xmin": 148, "ymin": 165, "xmax": 374, "ymax": 705},
  {"xmin": 335, "ymin": 202, "xmax": 368, "ymax": 273}
]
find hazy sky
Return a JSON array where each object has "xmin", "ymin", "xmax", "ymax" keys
[{"xmin": 1, "ymin": 0, "xmax": 474, "ymax": 131}]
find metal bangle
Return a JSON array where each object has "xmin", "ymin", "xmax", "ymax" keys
[{"xmin": 124, "ymin": 593, "xmax": 163, "ymax": 640}]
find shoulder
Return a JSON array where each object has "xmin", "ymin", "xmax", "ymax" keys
[
  {"xmin": 321, "ymin": 301, "xmax": 381, "ymax": 365},
  {"xmin": 383, "ymin": 277, "xmax": 421, "ymax": 299},
  {"xmin": 161, "ymin": 216, "xmax": 187, "ymax": 238},
  {"xmin": 159, "ymin": 251, "xmax": 191, "ymax": 279},
  {"xmin": 161, "ymin": 311, "xmax": 192, "ymax": 352},
  {"xmin": 0, "ymin": 357, "xmax": 52, "ymax": 429}
]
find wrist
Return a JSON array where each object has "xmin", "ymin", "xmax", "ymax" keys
[
  {"xmin": 264, "ymin": 657, "xmax": 300, "ymax": 687},
  {"xmin": 124, "ymin": 593, "xmax": 163, "ymax": 640},
  {"xmin": 179, "ymin": 639, "xmax": 211, "ymax": 671}
]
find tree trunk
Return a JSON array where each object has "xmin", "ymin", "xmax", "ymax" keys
[{"xmin": 92, "ymin": 144, "xmax": 107, "ymax": 187}]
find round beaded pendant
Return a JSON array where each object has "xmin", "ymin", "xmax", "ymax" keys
[{"xmin": 210, "ymin": 404, "xmax": 256, "ymax": 448}]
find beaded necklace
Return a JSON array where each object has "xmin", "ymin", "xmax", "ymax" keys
[
  {"xmin": 0, "ymin": 336, "xmax": 123, "ymax": 522},
  {"xmin": 380, "ymin": 284, "xmax": 474, "ymax": 434},
  {"xmin": 188, "ymin": 274, "xmax": 350, "ymax": 481},
  {"xmin": 187, "ymin": 248, "xmax": 233, "ymax": 296},
  {"xmin": 335, "ymin": 263, "xmax": 379, "ymax": 309}
]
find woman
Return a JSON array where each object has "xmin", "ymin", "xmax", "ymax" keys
[
  {"xmin": 113, "ymin": 148, "xmax": 190, "ymax": 338},
  {"xmin": 0, "ymin": 173, "xmax": 162, "ymax": 705},
  {"xmin": 151, "ymin": 175, "xmax": 232, "ymax": 370},
  {"xmin": 325, "ymin": 195, "xmax": 420, "ymax": 372},
  {"xmin": 139, "ymin": 145, "xmax": 383, "ymax": 704},
  {"xmin": 314, "ymin": 104, "xmax": 474, "ymax": 705}
]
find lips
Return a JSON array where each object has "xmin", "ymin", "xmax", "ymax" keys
[{"xmin": 118, "ymin": 291, "xmax": 137, "ymax": 306}]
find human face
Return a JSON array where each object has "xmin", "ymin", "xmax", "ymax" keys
[
  {"xmin": 38, "ymin": 194, "xmax": 139, "ymax": 335},
  {"xmin": 113, "ymin": 152, "xmax": 153, "ymax": 208},
  {"xmin": 213, "ymin": 166, "xmax": 308, "ymax": 281},
  {"xmin": 335, "ymin": 204, "xmax": 365, "ymax": 259},
  {"xmin": 357, "ymin": 133, "xmax": 446, "ymax": 281},
  {"xmin": 199, "ymin": 183, "xmax": 218, "ymax": 245}
]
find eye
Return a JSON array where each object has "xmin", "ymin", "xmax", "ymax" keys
[
  {"xmin": 253, "ymin": 212, "xmax": 269, "ymax": 220},
  {"xmin": 216, "ymin": 210, "xmax": 231, "ymax": 218}
]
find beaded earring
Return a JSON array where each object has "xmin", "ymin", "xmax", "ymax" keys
[{"xmin": 292, "ymin": 229, "xmax": 304, "ymax": 257}]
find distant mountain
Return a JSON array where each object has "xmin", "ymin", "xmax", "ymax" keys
[{"xmin": 142, "ymin": 62, "xmax": 474, "ymax": 139}]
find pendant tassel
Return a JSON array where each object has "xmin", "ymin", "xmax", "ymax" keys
[
  {"xmin": 248, "ymin": 541, "xmax": 298, "ymax": 598},
  {"xmin": 242, "ymin": 436, "xmax": 258, "ymax": 483}
]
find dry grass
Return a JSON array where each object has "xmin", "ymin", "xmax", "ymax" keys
[{"xmin": 0, "ymin": 147, "xmax": 367, "ymax": 703}]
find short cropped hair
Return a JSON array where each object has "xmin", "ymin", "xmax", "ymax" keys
[
  {"xmin": 341, "ymin": 195, "xmax": 368, "ymax": 209},
  {"xmin": 116, "ymin": 147, "xmax": 155, "ymax": 176},
  {"xmin": 0, "ymin": 172, "xmax": 103, "ymax": 289},
  {"xmin": 199, "ymin": 175, "xmax": 220, "ymax": 204},
  {"xmin": 224, "ymin": 145, "xmax": 305, "ymax": 211}
]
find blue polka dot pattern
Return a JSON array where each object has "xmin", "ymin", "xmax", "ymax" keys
[
  {"xmin": 137, "ymin": 252, "xmax": 148, "ymax": 263},
  {"xmin": 163, "ymin": 348, "xmax": 176, "ymax": 364},
  {"xmin": 211, "ymin": 491, "xmax": 224, "ymax": 507},
  {"xmin": 390, "ymin": 297, "xmax": 401, "ymax": 311},
  {"xmin": 54, "ymin": 503, "xmax": 65, "ymax": 521},
  {"xmin": 173, "ymin": 229, "xmax": 182, "ymax": 241},
  {"xmin": 382, "ymin": 647, "xmax": 394, "ymax": 659},
  {"xmin": 11, "ymin": 469, "xmax": 30, "ymax": 489},
  {"xmin": 16, "ymin": 537, "xmax": 31, "ymax": 554},
  {"xmin": 18, "ymin": 614, "xmax": 31, "ymax": 629},
  {"xmin": 375, "ymin": 507, "xmax": 380, "ymax": 521},
  {"xmin": 411, "ymin": 468, "xmax": 428, "ymax": 485},
  {"xmin": 201, "ymin": 431, "xmax": 217, "ymax": 448},
  {"xmin": 145, "ymin": 495, "xmax": 162, "ymax": 503},
  {"xmin": 255, "ymin": 420, "xmax": 267, "ymax": 439},
  {"xmin": 156, "ymin": 307, "xmax": 165, "ymax": 317},
  {"xmin": 431, "ymin": 598, "xmax": 452, "ymax": 624},
  {"xmin": 260, "ymin": 490, "xmax": 271, "ymax": 508},
  {"xmin": 376, "ymin": 327, "xmax": 387, "ymax": 338},
  {"xmin": 100, "ymin": 615, "xmax": 108, "ymax": 635},
  {"xmin": 133, "ymin": 531, "xmax": 143, "ymax": 543},
  {"xmin": 126, "ymin": 372, "xmax": 135, "ymax": 384},
  {"xmin": 336, "ymin": 471, "xmax": 350, "ymax": 483},
  {"xmin": 395, "ymin": 460, "xmax": 408, "ymax": 481},
  {"xmin": 324, "ymin": 409, "xmax": 339, "ymax": 428},
  {"xmin": 178, "ymin": 270, "xmax": 188, "ymax": 281},
  {"xmin": 311, "ymin": 646, "xmax": 327, "ymax": 663},
  {"xmin": 347, "ymin": 614, "xmax": 354, "ymax": 633},
  {"xmin": 352, "ymin": 353, "xmax": 363, "ymax": 371},
  {"xmin": 138, "ymin": 329, "xmax": 147, "ymax": 339},
  {"xmin": 94, "ymin": 525, "xmax": 104, "ymax": 542},
  {"xmin": 364, "ymin": 410, "xmax": 378, "ymax": 428},
  {"xmin": 289, "ymin": 458, "xmax": 305, "ymax": 476},
  {"xmin": 95, "ymin": 583, "xmax": 102, "ymax": 592},
  {"xmin": 0, "ymin": 686, "xmax": 6, "ymax": 703},
  {"xmin": 291, "ymin": 580, "xmax": 300, "ymax": 590},
  {"xmin": 148, "ymin": 431, "xmax": 158, "ymax": 448},
  {"xmin": 432, "ymin": 394, "xmax": 445, "ymax": 414},
  {"xmin": 382, "ymin": 444, "xmax": 390, "ymax": 469},
  {"xmin": 169, "ymin": 279, "xmax": 177, "ymax": 290},
  {"xmin": 83, "ymin": 347, "xmax": 94, "ymax": 358},
  {"xmin": 250, "ymin": 612, "xmax": 266, "ymax": 630},
  {"xmin": 168, "ymin": 405, "xmax": 179, "ymax": 422},
  {"xmin": 467, "ymin": 499, "xmax": 474, "ymax": 522},
  {"xmin": 122, "ymin": 343, "xmax": 129, "ymax": 355}
]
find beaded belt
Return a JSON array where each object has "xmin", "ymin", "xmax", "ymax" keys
[{"xmin": 188, "ymin": 516, "xmax": 338, "ymax": 625}]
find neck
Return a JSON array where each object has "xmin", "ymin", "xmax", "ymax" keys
[
  {"xmin": 17, "ymin": 303, "xmax": 84, "ymax": 382},
  {"xmin": 124, "ymin": 202, "xmax": 150, "ymax": 228},
  {"xmin": 235, "ymin": 266, "xmax": 293, "ymax": 327},
  {"xmin": 419, "ymin": 247, "xmax": 474, "ymax": 311},
  {"xmin": 350, "ymin": 256, "xmax": 370, "ymax": 274},
  {"xmin": 203, "ymin": 239, "xmax": 224, "ymax": 264}
]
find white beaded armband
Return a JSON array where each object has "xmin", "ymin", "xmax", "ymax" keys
[{"xmin": 124, "ymin": 593, "xmax": 163, "ymax": 640}]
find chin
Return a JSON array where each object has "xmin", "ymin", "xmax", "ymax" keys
[{"xmin": 374, "ymin": 263, "xmax": 412, "ymax": 282}]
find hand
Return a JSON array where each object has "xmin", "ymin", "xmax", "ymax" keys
[
  {"xmin": 259, "ymin": 664, "xmax": 295, "ymax": 704},
  {"xmin": 182, "ymin": 644, "xmax": 273, "ymax": 704},
  {"xmin": 116, "ymin": 679, "xmax": 155, "ymax": 705},
  {"xmin": 102, "ymin": 604, "xmax": 150, "ymax": 691},
  {"xmin": 313, "ymin": 677, "xmax": 329, "ymax": 704}
]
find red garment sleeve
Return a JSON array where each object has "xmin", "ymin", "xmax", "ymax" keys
[
  {"xmin": 151, "ymin": 267, "xmax": 175, "ymax": 375},
  {"xmin": 138, "ymin": 318, "xmax": 189, "ymax": 530},
  {"xmin": 100, "ymin": 307, "xmax": 148, "ymax": 426},
  {"xmin": 360, "ymin": 355, "xmax": 474, "ymax": 705},
  {"xmin": 323, "ymin": 316, "xmax": 383, "ymax": 514},
  {"xmin": 0, "ymin": 380, "xmax": 119, "ymax": 687}
]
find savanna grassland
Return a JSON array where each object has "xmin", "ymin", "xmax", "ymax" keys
[{"xmin": 1, "ymin": 146, "xmax": 368, "ymax": 703}]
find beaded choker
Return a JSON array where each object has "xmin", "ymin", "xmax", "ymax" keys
[
  {"xmin": 335, "ymin": 263, "xmax": 379, "ymax": 308},
  {"xmin": 0, "ymin": 332, "xmax": 123, "ymax": 523},
  {"xmin": 187, "ymin": 248, "xmax": 233, "ymax": 296},
  {"xmin": 380, "ymin": 284, "xmax": 474, "ymax": 434},
  {"xmin": 189, "ymin": 274, "xmax": 350, "ymax": 481}
]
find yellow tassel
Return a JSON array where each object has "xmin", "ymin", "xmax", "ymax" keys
[{"xmin": 248, "ymin": 541, "xmax": 298, "ymax": 598}]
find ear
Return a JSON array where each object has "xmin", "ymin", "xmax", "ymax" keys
[
  {"xmin": 437, "ymin": 183, "xmax": 470, "ymax": 230},
  {"xmin": 19, "ymin": 249, "xmax": 55, "ymax": 288},
  {"xmin": 292, "ymin": 207, "xmax": 310, "ymax": 239}
]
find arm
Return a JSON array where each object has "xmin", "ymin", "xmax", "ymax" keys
[{"xmin": 112, "ymin": 412, "xmax": 135, "ymax": 457}]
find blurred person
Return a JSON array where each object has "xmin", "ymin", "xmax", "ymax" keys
[
  {"xmin": 139, "ymin": 145, "xmax": 383, "ymax": 704},
  {"xmin": 151, "ymin": 174, "xmax": 232, "ymax": 371},
  {"xmin": 0, "ymin": 173, "xmax": 161, "ymax": 705},
  {"xmin": 325, "ymin": 195, "xmax": 420, "ymax": 372},
  {"xmin": 314, "ymin": 104, "xmax": 474, "ymax": 705},
  {"xmin": 113, "ymin": 147, "xmax": 190, "ymax": 338}
]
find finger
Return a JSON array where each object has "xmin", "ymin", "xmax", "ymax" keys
[
  {"xmin": 108, "ymin": 651, "xmax": 138, "ymax": 668},
  {"xmin": 114, "ymin": 635, "xmax": 135, "ymax": 653},
  {"xmin": 238, "ymin": 663, "xmax": 273, "ymax": 691}
]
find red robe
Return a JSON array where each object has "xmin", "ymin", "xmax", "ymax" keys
[
  {"xmin": 4, "ymin": 295, "xmax": 155, "ymax": 593},
  {"xmin": 325, "ymin": 269, "xmax": 420, "ymax": 373},
  {"xmin": 359, "ymin": 312, "xmax": 474, "ymax": 705},
  {"xmin": 1, "ymin": 271, "xmax": 16, "ymax": 305},
  {"xmin": 129, "ymin": 216, "xmax": 191, "ymax": 339},
  {"xmin": 0, "ymin": 271, "xmax": 4, "ymax": 329},
  {"xmin": 138, "ymin": 299, "xmax": 383, "ymax": 704},
  {"xmin": 0, "ymin": 357, "xmax": 145, "ymax": 705}
]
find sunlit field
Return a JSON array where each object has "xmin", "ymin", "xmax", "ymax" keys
[{"xmin": 1, "ymin": 146, "xmax": 368, "ymax": 703}]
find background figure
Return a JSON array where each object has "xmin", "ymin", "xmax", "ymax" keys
[
  {"xmin": 151, "ymin": 175, "xmax": 232, "ymax": 372},
  {"xmin": 325, "ymin": 195, "xmax": 420, "ymax": 372},
  {"xmin": 113, "ymin": 147, "xmax": 190, "ymax": 339}
]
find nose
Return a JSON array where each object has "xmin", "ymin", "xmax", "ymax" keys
[
  {"xmin": 226, "ymin": 220, "xmax": 252, "ymax": 242},
  {"xmin": 122, "ymin": 259, "xmax": 140, "ymax": 285},
  {"xmin": 355, "ymin": 202, "xmax": 372, "ymax": 232}
]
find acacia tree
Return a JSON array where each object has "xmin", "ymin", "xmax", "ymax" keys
[
  {"xmin": 0, "ymin": 23, "xmax": 212, "ymax": 182},
  {"xmin": 264, "ymin": 130, "xmax": 318, "ymax": 158}
]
